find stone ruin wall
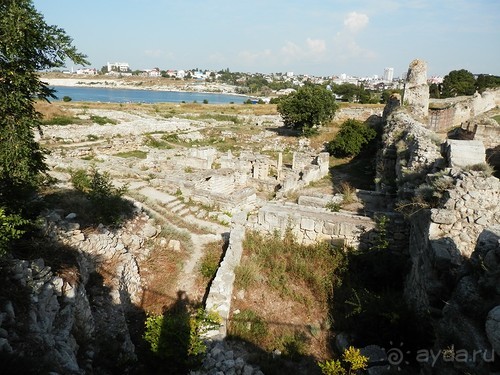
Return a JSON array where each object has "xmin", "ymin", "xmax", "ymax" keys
[
  {"xmin": 160, "ymin": 148, "xmax": 331, "ymax": 214},
  {"xmin": 407, "ymin": 171, "xmax": 500, "ymax": 295},
  {"xmin": 333, "ymin": 105, "xmax": 383, "ymax": 124},
  {"xmin": 429, "ymin": 89, "xmax": 499, "ymax": 133},
  {"xmin": 248, "ymin": 202, "xmax": 408, "ymax": 251},
  {"xmin": 380, "ymin": 59, "xmax": 500, "ymax": 372},
  {"xmin": 376, "ymin": 108, "xmax": 443, "ymax": 194},
  {"xmin": 0, "ymin": 208, "xmax": 158, "ymax": 374}
]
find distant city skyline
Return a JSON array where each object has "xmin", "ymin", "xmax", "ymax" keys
[{"xmin": 33, "ymin": 0, "xmax": 500, "ymax": 78}]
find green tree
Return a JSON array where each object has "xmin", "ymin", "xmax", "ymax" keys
[
  {"xmin": 0, "ymin": 0, "xmax": 87, "ymax": 209},
  {"xmin": 277, "ymin": 84, "xmax": 337, "ymax": 135},
  {"xmin": 475, "ymin": 74, "xmax": 500, "ymax": 93},
  {"xmin": 429, "ymin": 83, "xmax": 441, "ymax": 99},
  {"xmin": 441, "ymin": 69, "xmax": 476, "ymax": 97},
  {"xmin": 326, "ymin": 119, "xmax": 377, "ymax": 158},
  {"xmin": 332, "ymin": 83, "xmax": 359, "ymax": 102}
]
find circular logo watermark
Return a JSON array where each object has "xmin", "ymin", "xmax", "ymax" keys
[{"xmin": 385, "ymin": 342, "xmax": 410, "ymax": 371}]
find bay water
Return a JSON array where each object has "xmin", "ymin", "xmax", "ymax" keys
[{"xmin": 51, "ymin": 86, "xmax": 248, "ymax": 104}]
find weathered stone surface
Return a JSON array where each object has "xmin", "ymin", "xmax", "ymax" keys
[
  {"xmin": 486, "ymin": 306, "xmax": 500, "ymax": 355},
  {"xmin": 403, "ymin": 59, "xmax": 429, "ymax": 119},
  {"xmin": 430, "ymin": 209, "xmax": 456, "ymax": 225},
  {"xmin": 443, "ymin": 139, "xmax": 486, "ymax": 168}
]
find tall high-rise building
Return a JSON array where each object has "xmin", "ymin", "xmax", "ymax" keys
[{"xmin": 383, "ymin": 67, "xmax": 394, "ymax": 82}]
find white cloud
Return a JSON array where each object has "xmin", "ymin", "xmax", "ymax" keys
[
  {"xmin": 343, "ymin": 12, "xmax": 369, "ymax": 33},
  {"xmin": 306, "ymin": 38, "xmax": 326, "ymax": 54},
  {"xmin": 280, "ymin": 41, "xmax": 302, "ymax": 58}
]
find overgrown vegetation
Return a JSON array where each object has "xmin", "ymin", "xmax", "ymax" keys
[
  {"xmin": 318, "ymin": 346, "xmax": 368, "ymax": 375},
  {"xmin": 143, "ymin": 308, "xmax": 221, "ymax": 372},
  {"xmin": 0, "ymin": 208, "xmax": 29, "ymax": 257},
  {"xmin": 198, "ymin": 241, "xmax": 224, "ymax": 280},
  {"xmin": 230, "ymin": 229, "xmax": 347, "ymax": 373},
  {"xmin": 0, "ymin": 0, "xmax": 88, "ymax": 260},
  {"xmin": 330, "ymin": 216, "xmax": 432, "ymax": 354},
  {"xmin": 326, "ymin": 119, "xmax": 377, "ymax": 158},
  {"xmin": 240, "ymin": 229, "xmax": 345, "ymax": 304},
  {"xmin": 41, "ymin": 115, "xmax": 82, "ymax": 126},
  {"xmin": 90, "ymin": 114, "xmax": 117, "ymax": 125},
  {"xmin": 143, "ymin": 135, "xmax": 172, "ymax": 149},
  {"xmin": 69, "ymin": 167, "xmax": 133, "ymax": 225}
]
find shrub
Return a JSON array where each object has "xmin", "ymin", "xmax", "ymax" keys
[
  {"xmin": 326, "ymin": 119, "xmax": 376, "ymax": 158},
  {"xmin": 90, "ymin": 115, "xmax": 117, "ymax": 125},
  {"xmin": 143, "ymin": 308, "xmax": 221, "ymax": 367},
  {"xmin": 318, "ymin": 359, "xmax": 346, "ymax": 375},
  {"xmin": 465, "ymin": 162, "xmax": 494, "ymax": 176},
  {"xmin": 234, "ymin": 261, "xmax": 260, "ymax": 290},
  {"xmin": 70, "ymin": 167, "xmax": 132, "ymax": 225},
  {"xmin": 0, "ymin": 207, "xmax": 29, "ymax": 257},
  {"xmin": 62, "ymin": 95, "xmax": 72, "ymax": 102},
  {"xmin": 143, "ymin": 135, "xmax": 172, "ymax": 149},
  {"xmin": 325, "ymin": 200, "xmax": 341, "ymax": 212},
  {"xmin": 318, "ymin": 346, "xmax": 368, "ymax": 375}
]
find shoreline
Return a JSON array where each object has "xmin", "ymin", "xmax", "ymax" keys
[{"xmin": 41, "ymin": 76, "xmax": 247, "ymax": 97}]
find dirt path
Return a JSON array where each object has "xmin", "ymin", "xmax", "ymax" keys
[{"xmin": 131, "ymin": 186, "xmax": 228, "ymax": 302}]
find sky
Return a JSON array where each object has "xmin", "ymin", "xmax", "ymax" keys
[{"xmin": 32, "ymin": 0, "xmax": 499, "ymax": 78}]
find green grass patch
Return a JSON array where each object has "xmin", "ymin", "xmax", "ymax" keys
[
  {"xmin": 41, "ymin": 115, "xmax": 82, "ymax": 126},
  {"xmin": 183, "ymin": 113, "xmax": 242, "ymax": 124},
  {"xmin": 229, "ymin": 309, "xmax": 268, "ymax": 343},
  {"xmin": 143, "ymin": 134, "xmax": 173, "ymax": 149},
  {"xmin": 198, "ymin": 241, "xmax": 224, "ymax": 280},
  {"xmin": 113, "ymin": 150, "xmax": 148, "ymax": 159},
  {"xmin": 493, "ymin": 115, "xmax": 500, "ymax": 125},
  {"xmin": 241, "ymin": 230, "xmax": 346, "ymax": 304},
  {"xmin": 90, "ymin": 115, "xmax": 117, "ymax": 125}
]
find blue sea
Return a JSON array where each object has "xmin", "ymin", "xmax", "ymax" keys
[{"xmin": 51, "ymin": 85, "xmax": 248, "ymax": 104}]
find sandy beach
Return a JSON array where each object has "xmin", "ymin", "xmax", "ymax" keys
[{"xmin": 41, "ymin": 74, "xmax": 240, "ymax": 95}]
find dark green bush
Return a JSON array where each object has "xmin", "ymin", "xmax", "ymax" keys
[
  {"xmin": 0, "ymin": 207, "xmax": 29, "ymax": 257},
  {"xmin": 326, "ymin": 119, "xmax": 376, "ymax": 158},
  {"xmin": 70, "ymin": 167, "xmax": 132, "ymax": 225}
]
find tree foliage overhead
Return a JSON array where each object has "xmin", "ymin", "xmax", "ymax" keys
[
  {"xmin": 0, "ymin": 0, "xmax": 87, "ymax": 208},
  {"xmin": 277, "ymin": 84, "xmax": 338, "ymax": 135}
]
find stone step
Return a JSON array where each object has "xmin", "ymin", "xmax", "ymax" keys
[
  {"xmin": 170, "ymin": 203, "xmax": 186, "ymax": 213},
  {"xmin": 196, "ymin": 209, "xmax": 207, "ymax": 219},
  {"xmin": 166, "ymin": 199, "xmax": 183, "ymax": 209},
  {"xmin": 177, "ymin": 208, "xmax": 190, "ymax": 216},
  {"xmin": 138, "ymin": 187, "xmax": 177, "ymax": 205}
]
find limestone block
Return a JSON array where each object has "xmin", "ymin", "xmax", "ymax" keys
[
  {"xmin": 431, "ymin": 209, "xmax": 456, "ymax": 225},
  {"xmin": 315, "ymin": 220, "xmax": 324, "ymax": 234},
  {"xmin": 323, "ymin": 222, "xmax": 339, "ymax": 236},
  {"xmin": 443, "ymin": 139, "xmax": 486, "ymax": 168},
  {"xmin": 300, "ymin": 218, "xmax": 315, "ymax": 231}
]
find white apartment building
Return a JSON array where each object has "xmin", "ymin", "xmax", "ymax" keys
[
  {"xmin": 107, "ymin": 62, "xmax": 130, "ymax": 72},
  {"xmin": 383, "ymin": 67, "xmax": 394, "ymax": 82}
]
